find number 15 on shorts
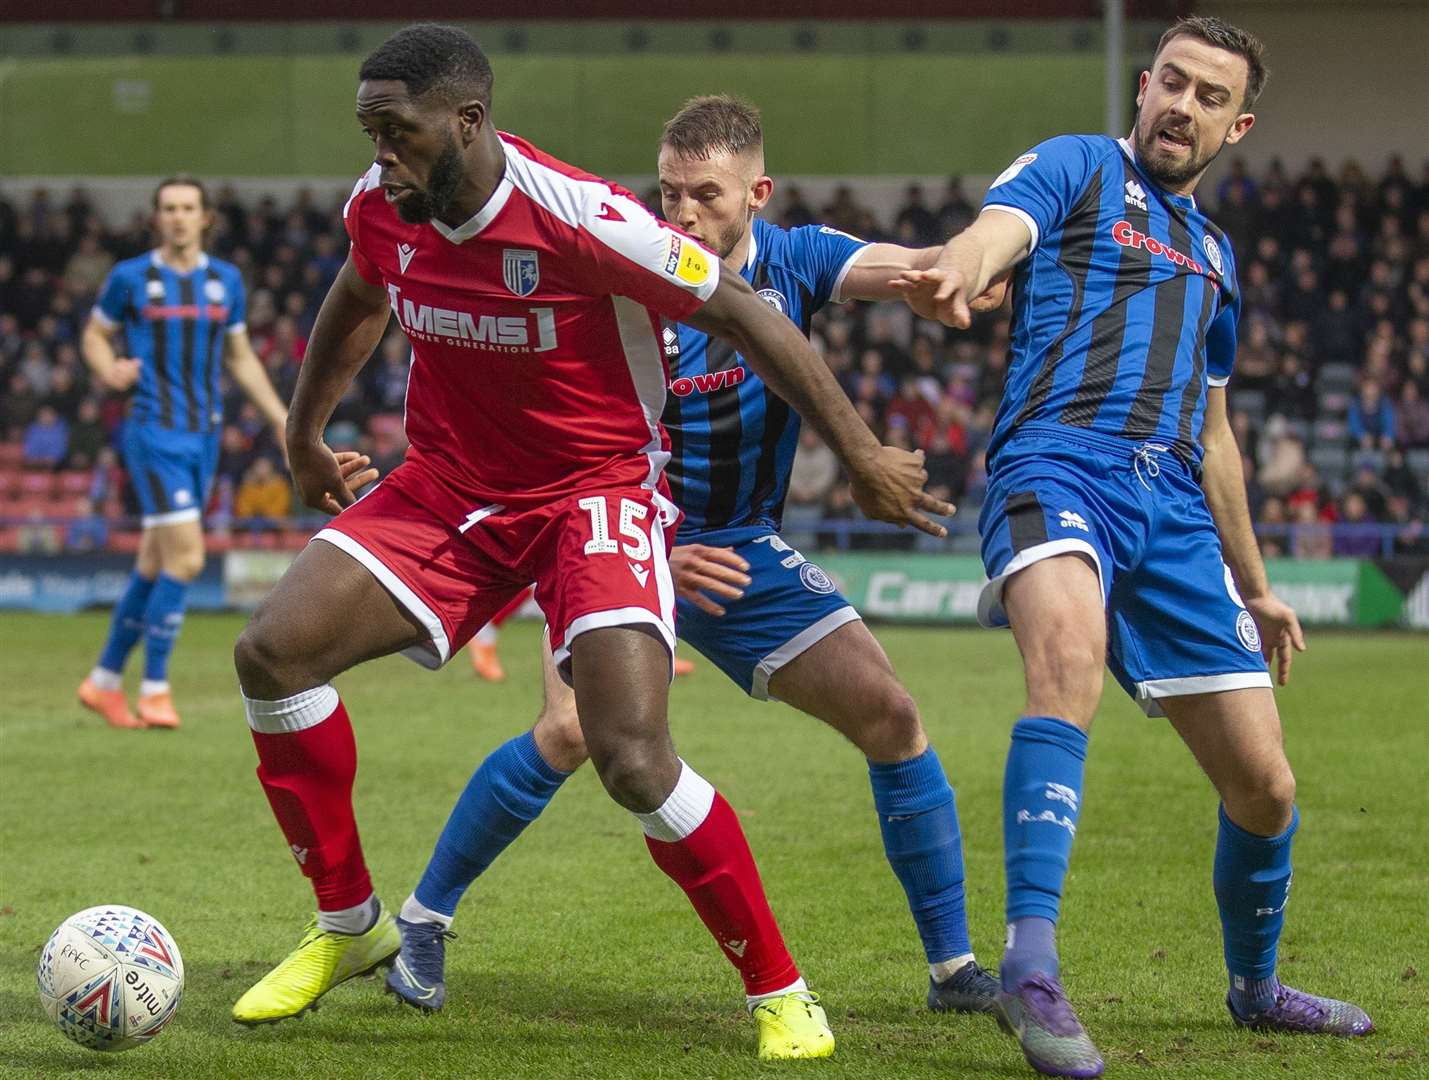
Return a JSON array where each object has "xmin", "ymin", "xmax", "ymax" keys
[{"xmin": 579, "ymin": 495, "xmax": 651, "ymax": 560}]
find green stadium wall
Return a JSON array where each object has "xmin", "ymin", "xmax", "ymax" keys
[{"xmin": 0, "ymin": 53, "xmax": 1108, "ymax": 177}]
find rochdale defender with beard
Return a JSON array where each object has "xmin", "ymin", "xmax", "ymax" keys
[
  {"xmin": 895, "ymin": 17, "xmax": 1371, "ymax": 1077},
  {"xmin": 386, "ymin": 95, "xmax": 1006, "ymax": 1018},
  {"xmin": 229, "ymin": 25, "xmax": 949, "ymax": 1060}
]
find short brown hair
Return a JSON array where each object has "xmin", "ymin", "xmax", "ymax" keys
[
  {"xmin": 1153, "ymin": 16, "xmax": 1268, "ymax": 110},
  {"xmin": 660, "ymin": 94, "xmax": 763, "ymax": 160},
  {"xmin": 152, "ymin": 173, "xmax": 209, "ymax": 211}
]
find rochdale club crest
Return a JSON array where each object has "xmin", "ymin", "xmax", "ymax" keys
[
  {"xmin": 1235, "ymin": 610, "xmax": 1261, "ymax": 652},
  {"xmin": 1202, "ymin": 234, "xmax": 1224, "ymax": 276},
  {"xmin": 503, "ymin": 248, "xmax": 540, "ymax": 297},
  {"xmin": 800, "ymin": 562, "xmax": 837, "ymax": 595},
  {"xmin": 757, "ymin": 288, "xmax": 787, "ymax": 315},
  {"xmin": 204, "ymin": 278, "xmax": 226, "ymax": 303}
]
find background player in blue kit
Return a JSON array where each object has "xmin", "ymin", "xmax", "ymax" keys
[
  {"xmin": 76, "ymin": 176, "xmax": 353, "ymax": 729},
  {"xmin": 895, "ymin": 17, "xmax": 1372, "ymax": 1078},
  {"xmin": 384, "ymin": 95, "xmax": 1007, "ymax": 1016}
]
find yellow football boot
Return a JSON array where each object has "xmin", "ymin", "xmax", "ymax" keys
[
  {"xmin": 753, "ymin": 991, "xmax": 836, "ymax": 1060},
  {"xmin": 232, "ymin": 907, "xmax": 399, "ymax": 1025}
]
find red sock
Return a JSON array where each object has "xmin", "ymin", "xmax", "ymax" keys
[
  {"xmin": 644, "ymin": 791, "xmax": 800, "ymax": 996},
  {"xmin": 246, "ymin": 689, "xmax": 373, "ymax": 911}
]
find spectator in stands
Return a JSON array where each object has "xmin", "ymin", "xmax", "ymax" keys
[
  {"xmin": 1397, "ymin": 379, "xmax": 1429, "ymax": 447},
  {"xmin": 923, "ymin": 429, "xmax": 964, "ymax": 508},
  {"xmin": 61, "ymin": 234, "xmax": 114, "ymax": 300},
  {"xmin": 64, "ymin": 496, "xmax": 109, "ymax": 553},
  {"xmin": 894, "ymin": 184, "xmax": 939, "ymax": 246},
  {"xmin": 885, "ymin": 376, "xmax": 936, "ymax": 447},
  {"xmin": 233, "ymin": 457, "xmax": 291, "ymax": 523},
  {"xmin": 1387, "ymin": 495, "xmax": 1429, "ymax": 556},
  {"xmin": 778, "ymin": 184, "xmax": 814, "ymax": 229},
  {"xmin": 65, "ymin": 399, "xmax": 108, "ymax": 469},
  {"xmin": 787, "ymin": 428, "xmax": 838, "ymax": 510},
  {"xmin": 3, "ymin": 372, "xmax": 41, "ymax": 439},
  {"xmin": 1269, "ymin": 352, "xmax": 1316, "ymax": 420},
  {"xmin": 366, "ymin": 333, "xmax": 413, "ymax": 412},
  {"xmin": 1333, "ymin": 492, "xmax": 1382, "ymax": 557},
  {"xmin": 22, "ymin": 405, "xmax": 68, "ymax": 469},
  {"xmin": 1290, "ymin": 500, "xmax": 1333, "ymax": 559},
  {"xmin": 1347, "ymin": 377, "xmax": 1396, "ymax": 450},
  {"xmin": 936, "ymin": 177, "xmax": 976, "ymax": 239}
]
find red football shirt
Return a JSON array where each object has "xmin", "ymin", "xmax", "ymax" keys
[{"xmin": 343, "ymin": 133, "xmax": 720, "ymax": 509}]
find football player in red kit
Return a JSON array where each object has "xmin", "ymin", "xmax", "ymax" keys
[{"xmin": 229, "ymin": 24, "xmax": 951, "ymax": 1060}]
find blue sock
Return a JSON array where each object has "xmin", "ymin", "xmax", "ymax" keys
[
  {"xmin": 1001, "ymin": 715, "xmax": 1088, "ymax": 988},
  {"xmin": 413, "ymin": 730, "xmax": 571, "ymax": 918},
  {"xmin": 1218, "ymin": 803, "xmax": 1297, "ymax": 1015},
  {"xmin": 97, "ymin": 571, "xmax": 156, "ymax": 674},
  {"xmin": 142, "ymin": 574, "xmax": 189, "ymax": 682},
  {"xmin": 868, "ymin": 747, "xmax": 972, "ymax": 969}
]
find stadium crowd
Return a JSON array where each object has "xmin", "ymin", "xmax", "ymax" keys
[{"xmin": 1, "ymin": 152, "xmax": 1427, "ymax": 557}]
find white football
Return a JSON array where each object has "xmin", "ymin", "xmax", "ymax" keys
[{"xmin": 36, "ymin": 905, "xmax": 184, "ymax": 1052}]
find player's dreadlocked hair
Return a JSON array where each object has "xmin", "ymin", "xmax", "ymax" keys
[
  {"xmin": 1153, "ymin": 16, "xmax": 1268, "ymax": 110},
  {"xmin": 660, "ymin": 94, "xmax": 763, "ymax": 161},
  {"xmin": 359, "ymin": 23, "xmax": 494, "ymax": 107}
]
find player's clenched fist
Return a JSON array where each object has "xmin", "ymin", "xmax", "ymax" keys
[
  {"xmin": 848, "ymin": 446, "xmax": 955, "ymax": 539},
  {"xmin": 289, "ymin": 442, "xmax": 379, "ymax": 516}
]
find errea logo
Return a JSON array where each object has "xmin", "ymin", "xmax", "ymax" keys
[
  {"xmin": 1058, "ymin": 510, "xmax": 1089, "ymax": 532},
  {"xmin": 1124, "ymin": 180, "xmax": 1148, "ymax": 211}
]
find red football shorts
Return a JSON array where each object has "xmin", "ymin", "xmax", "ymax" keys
[{"xmin": 313, "ymin": 458, "xmax": 680, "ymax": 679}]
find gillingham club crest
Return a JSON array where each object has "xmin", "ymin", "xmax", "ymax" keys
[{"xmin": 503, "ymin": 248, "xmax": 540, "ymax": 297}]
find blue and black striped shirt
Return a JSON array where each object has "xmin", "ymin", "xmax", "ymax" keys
[
  {"xmin": 662, "ymin": 217, "xmax": 866, "ymax": 538},
  {"xmin": 983, "ymin": 134, "xmax": 1239, "ymax": 466},
  {"xmin": 94, "ymin": 251, "xmax": 247, "ymax": 434}
]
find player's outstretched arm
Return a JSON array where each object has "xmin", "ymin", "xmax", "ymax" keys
[
  {"xmin": 79, "ymin": 313, "xmax": 142, "ymax": 391},
  {"xmin": 890, "ymin": 210, "xmax": 1032, "ymax": 328},
  {"xmin": 1201, "ymin": 386, "xmax": 1305, "ymax": 685},
  {"xmin": 686, "ymin": 273, "xmax": 953, "ymax": 537},
  {"xmin": 287, "ymin": 255, "xmax": 391, "ymax": 515},
  {"xmin": 841, "ymin": 243, "xmax": 1008, "ymax": 312},
  {"xmin": 224, "ymin": 327, "xmax": 289, "ymax": 455}
]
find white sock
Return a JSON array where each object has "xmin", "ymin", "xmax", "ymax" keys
[
  {"xmin": 746, "ymin": 976, "xmax": 809, "ymax": 1012},
  {"xmin": 634, "ymin": 761, "xmax": 715, "ymax": 842},
  {"xmin": 88, "ymin": 667, "xmax": 122, "ymax": 691},
  {"xmin": 400, "ymin": 893, "xmax": 453, "ymax": 929},
  {"xmin": 316, "ymin": 894, "xmax": 379, "ymax": 935},
  {"xmin": 473, "ymin": 622, "xmax": 498, "ymax": 646},
  {"xmin": 140, "ymin": 679, "xmax": 170, "ymax": 698},
  {"xmin": 930, "ymin": 953, "xmax": 977, "ymax": 983}
]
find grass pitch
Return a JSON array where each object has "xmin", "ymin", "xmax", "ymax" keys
[{"xmin": 1, "ymin": 614, "xmax": 1424, "ymax": 1079}]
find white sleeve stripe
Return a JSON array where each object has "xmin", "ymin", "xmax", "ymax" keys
[
  {"xmin": 225, "ymin": 321, "xmax": 247, "ymax": 336},
  {"xmin": 829, "ymin": 244, "xmax": 871, "ymax": 304},
  {"xmin": 1207, "ymin": 374, "xmax": 1230, "ymax": 386},
  {"xmin": 343, "ymin": 164, "xmax": 381, "ymax": 221},
  {"xmin": 90, "ymin": 306, "xmax": 118, "ymax": 329},
  {"xmin": 982, "ymin": 204, "xmax": 1040, "ymax": 253},
  {"xmin": 501, "ymin": 139, "xmax": 719, "ymax": 302}
]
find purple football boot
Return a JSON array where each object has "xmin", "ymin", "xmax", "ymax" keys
[
  {"xmin": 994, "ymin": 973, "xmax": 1104, "ymax": 1078},
  {"xmin": 1228, "ymin": 982, "xmax": 1373, "ymax": 1036}
]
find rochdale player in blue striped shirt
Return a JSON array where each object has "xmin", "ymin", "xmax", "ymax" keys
[
  {"xmin": 895, "ymin": 17, "xmax": 1371, "ymax": 1077},
  {"xmin": 384, "ymin": 95, "xmax": 1010, "ymax": 1020},
  {"xmin": 77, "ymin": 176, "xmax": 365, "ymax": 730}
]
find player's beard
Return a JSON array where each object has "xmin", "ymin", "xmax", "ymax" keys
[
  {"xmin": 395, "ymin": 135, "xmax": 466, "ymax": 225},
  {"xmin": 1132, "ymin": 106, "xmax": 1223, "ymax": 189},
  {"xmin": 707, "ymin": 211, "xmax": 754, "ymax": 260}
]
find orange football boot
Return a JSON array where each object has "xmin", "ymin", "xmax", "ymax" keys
[
  {"xmin": 673, "ymin": 655, "xmax": 696, "ymax": 678},
  {"xmin": 137, "ymin": 691, "xmax": 181, "ymax": 729},
  {"xmin": 78, "ymin": 678, "xmax": 143, "ymax": 729},
  {"xmin": 467, "ymin": 639, "xmax": 506, "ymax": 682}
]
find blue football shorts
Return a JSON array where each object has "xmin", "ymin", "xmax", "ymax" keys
[
  {"xmin": 121, "ymin": 421, "xmax": 221, "ymax": 528},
  {"xmin": 978, "ymin": 425, "xmax": 1272, "ymax": 717},
  {"xmin": 674, "ymin": 524, "xmax": 861, "ymax": 700}
]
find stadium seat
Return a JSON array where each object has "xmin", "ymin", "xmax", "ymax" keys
[
  {"xmin": 18, "ymin": 472, "xmax": 55, "ymax": 495},
  {"xmin": 58, "ymin": 470, "xmax": 93, "ymax": 495},
  {"xmin": 1407, "ymin": 448, "xmax": 1429, "ymax": 476},
  {"xmin": 0, "ymin": 526, "xmax": 19, "ymax": 553},
  {"xmin": 1317, "ymin": 390, "xmax": 1350, "ymax": 416},
  {"xmin": 1313, "ymin": 419, "xmax": 1348, "ymax": 445},
  {"xmin": 0, "ymin": 443, "xmax": 22, "ymax": 466},
  {"xmin": 108, "ymin": 531, "xmax": 143, "ymax": 554},
  {"xmin": 0, "ymin": 468, "xmax": 21, "ymax": 497},
  {"xmin": 1317, "ymin": 363, "xmax": 1358, "ymax": 394},
  {"xmin": 1231, "ymin": 389, "xmax": 1266, "ymax": 416},
  {"xmin": 1309, "ymin": 445, "xmax": 1349, "ymax": 476},
  {"xmin": 1280, "ymin": 419, "xmax": 1311, "ymax": 442},
  {"xmin": 5, "ymin": 495, "xmax": 58, "ymax": 519}
]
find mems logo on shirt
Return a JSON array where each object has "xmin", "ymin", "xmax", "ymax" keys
[{"xmin": 386, "ymin": 283, "xmax": 556, "ymax": 353}]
